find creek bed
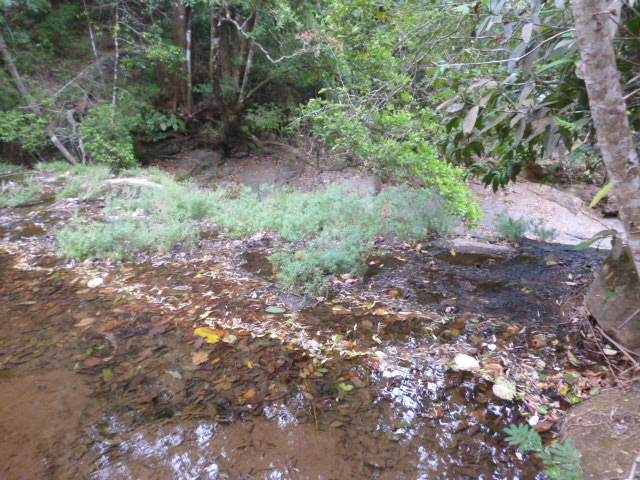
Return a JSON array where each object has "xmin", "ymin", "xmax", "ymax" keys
[{"xmin": 0, "ymin": 174, "xmax": 616, "ymax": 479}]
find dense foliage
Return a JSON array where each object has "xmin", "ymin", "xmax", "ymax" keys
[{"xmin": 0, "ymin": 0, "xmax": 638, "ymax": 213}]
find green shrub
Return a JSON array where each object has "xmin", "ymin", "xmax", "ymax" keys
[
  {"xmin": 56, "ymin": 173, "xmax": 209, "ymax": 260},
  {"xmin": 271, "ymin": 228, "xmax": 371, "ymax": 295},
  {"xmin": 34, "ymin": 160, "xmax": 74, "ymax": 172},
  {"xmin": 529, "ymin": 218, "xmax": 558, "ymax": 242},
  {"xmin": 0, "ymin": 173, "xmax": 40, "ymax": 207},
  {"xmin": 56, "ymin": 165, "xmax": 112, "ymax": 200},
  {"xmin": 504, "ymin": 424, "xmax": 583, "ymax": 480},
  {"xmin": 0, "ymin": 108, "xmax": 49, "ymax": 152},
  {"xmin": 495, "ymin": 212, "xmax": 529, "ymax": 243},
  {"xmin": 0, "ymin": 163, "xmax": 25, "ymax": 173},
  {"xmin": 244, "ymin": 103, "xmax": 290, "ymax": 140},
  {"xmin": 208, "ymin": 184, "xmax": 456, "ymax": 293},
  {"xmin": 0, "ymin": 180, "xmax": 36, "ymax": 207},
  {"xmin": 54, "ymin": 169, "xmax": 458, "ymax": 294},
  {"xmin": 298, "ymin": 98, "xmax": 482, "ymax": 223},
  {"xmin": 56, "ymin": 214, "xmax": 198, "ymax": 261},
  {"xmin": 80, "ymin": 105, "xmax": 139, "ymax": 168}
]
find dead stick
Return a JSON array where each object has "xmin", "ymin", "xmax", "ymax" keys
[
  {"xmin": 627, "ymin": 452, "xmax": 640, "ymax": 480},
  {"xmin": 595, "ymin": 323, "xmax": 640, "ymax": 370},
  {"xmin": 618, "ymin": 306, "xmax": 640, "ymax": 329},
  {"xmin": 587, "ymin": 319, "xmax": 622, "ymax": 382}
]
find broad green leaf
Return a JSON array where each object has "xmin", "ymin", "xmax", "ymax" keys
[
  {"xmin": 266, "ymin": 306, "xmax": 287, "ymax": 314},
  {"xmin": 589, "ymin": 182, "xmax": 613, "ymax": 208},
  {"xmin": 573, "ymin": 229, "xmax": 617, "ymax": 250},
  {"xmin": 536, "ymin": 58, "xmax": 575, "ymax": 73}
]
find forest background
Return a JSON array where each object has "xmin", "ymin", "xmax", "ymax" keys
[{"xmin": 0, "ymin": 0, "xmax": 638, "ymax": 267}]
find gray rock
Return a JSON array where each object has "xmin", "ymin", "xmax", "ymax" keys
[{"xmin": 586, "ymin": 241, "xmax": 640, "ymax": 354}]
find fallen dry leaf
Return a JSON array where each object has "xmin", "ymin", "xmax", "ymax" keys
[
  {"xmin": 74, "ymin": 317, "xmax": 96, "ymax": 328},
  {"xmin": 84, "ymin": 357, "xmax": 101, "ymax": 368},
  {"xmin": 454, "ymin": 353, "xmax": 480, "ymax": 371},
  {"xmin": 243, "ymin": 388, "xmax": 257, "ymax": 400},
  {"xmin": 192, "ymin": 351, "xmax": 209, "ymax": 365},
  {"xmin": 87, "ymin": 278, "xmax": 104, "ymax": 288}
]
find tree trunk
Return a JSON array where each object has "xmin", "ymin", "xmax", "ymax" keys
[
  {"xmin": 172, "ymin": 0, "xmax": 194, "ymax": 116},
  {"xmin": 209, "ymin": 3, "xmax": 233, "ymax": 143},
  {"xmin": 571, "ymin": 0, "xmax": 640, "ymax": 278},
  {"xmin": 0, "ymin": 30, "xmax": 78, "ymax": 165}
]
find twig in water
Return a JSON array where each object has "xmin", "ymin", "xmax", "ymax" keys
[{"xmin": 626, "ymin": 452, "xmax": 640, "ymax": 480}]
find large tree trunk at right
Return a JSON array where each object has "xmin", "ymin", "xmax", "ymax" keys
[
  {"xmin": 572, "ymin": 0, "xmax": 640, "ymax": 278},
  {"xmin": 572, "ymin": 0, "xmax": 640, "ymax": 351}
]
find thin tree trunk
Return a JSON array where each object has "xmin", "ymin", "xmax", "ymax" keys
[
  {"xmin": 83, "ymin": 0, "xmax": 99, "ymax": 63},
  {"xmin": 112, "ymin": 0, "xmax": 120, "ymax": 108},
  {"xmin": 232, "ymin": 14, "xmax": 252, "ymax": 87},
  {"xmin": 185, "ymin": 7, "xmax": 194, "ymax": 115},
  {"xmin": 572, "ymin": 0, "xmax": 640, "ymax": 278},
  {"xmin": 0, "ymin": 30, "xmax": 78, "ymax": 165},
  {"xmin": 172, "ymin": 0, "xmax": 193, "ymax": 115},
  {"xmin": 236, "ymin": 12, "xmax": 257, "ymax": 111},
  {"xmin": 210, "ymin": 3, "xmax": 233, "ymax": 142}
]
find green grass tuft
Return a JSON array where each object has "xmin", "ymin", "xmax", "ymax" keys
[
  {"xmin": 0, "ymin": 163, "xmax": 26, "ymax": 173},
  {"xmin": 55, "ymin": 165, "xmax": 112, "ymax": 200},
  {"xmin": 495, "ymin": 212, "xmax": 529, "ymax": 243},
  {"xmin": 0, "ymin": 175, "xmax": 38, "ymax": 207}
]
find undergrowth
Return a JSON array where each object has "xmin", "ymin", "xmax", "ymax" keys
[
  {"xmin": 0, "ymin": 163, "xmax": 25, "ymax": 173},
  {"xmin": 504, "ymin": 424, "xmax": 583, "ymax": 480},
  {"xmin": 55, "ymin": 165, "xmax": 112, "ymax": 200},
  {"xmin": 34, "ymin": 160, "xmax": 75, "ymax": 172},
  {"xmin": 56, "ymin": 169, "xmax": 458, "ymax": 293},
  {"xmin": 56, "ymin": 215, "xmax": 198, "ymax": 261},
  {"xmin": 0, "ymin": 175, "xmax": 37, "ymax": 207},
  {"xmin": 495, "ymin": 212, "xmax": 558, "ymax": 243},
  {"xmin": 495, "ymin": 212, "xmax": 529, "ymax": 243}
]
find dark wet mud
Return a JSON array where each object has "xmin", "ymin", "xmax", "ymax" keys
[{"xmin": 0, "ymin": 172, "xmax": 620, "ymax": 480}]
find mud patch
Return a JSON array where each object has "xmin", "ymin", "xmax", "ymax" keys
[
  {"xmin": 241, "ymin": 251, "xmax": 274, "ymax": 278},
  {"xmin": 0, "ymin": 370, "xmax": 99, "ymax": 480},
  {"xmin": 561, "ymin": 383, "xmax": 640, "ymax": 480}
]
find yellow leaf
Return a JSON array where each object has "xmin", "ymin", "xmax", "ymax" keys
[
  {"xmin": 450, "ymin": 249, "xmax": 457, "ymax": 256},
  {"xmin": 199, "ymin": 310, "xmax": 212, "ymax": 320},
  {"xmin": 194, "ymin": 327, "xmax": 223, "ymax": 343}
]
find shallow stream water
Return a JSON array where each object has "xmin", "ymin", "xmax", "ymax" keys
[{"xmin": 0, "ymin": 175, "xmax": 609, "ymax": 479}]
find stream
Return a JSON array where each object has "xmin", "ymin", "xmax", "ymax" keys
[{"xmin": 0, "ymin": 171, "xmax": 613, "ymax": 479}]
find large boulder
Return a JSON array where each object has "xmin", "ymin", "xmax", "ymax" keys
[{"xmin": 586, "ymin": 240, "xmax": 640, "ymax": 354}]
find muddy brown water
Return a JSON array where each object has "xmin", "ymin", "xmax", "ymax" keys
[{"xmin": 0, "ymin": 183, "xmax": 608, "ymax": 479}]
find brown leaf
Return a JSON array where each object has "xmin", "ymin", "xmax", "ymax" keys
[
  {"xmin": 534, "ymin": 419, "xmax": 555, "ymax": 433},
  {"xmin": 192, "ymin": 351, "xmax": 210, "ymax": 366},
  {"xmin": 84, "ymin": 357, "xmax": 101, "ymax": 367},
  {"xmin": 351, "ymin": 377, "xmax": 367, "ymax": 388},
  {"xmin": 74, "ymin": 317, "xmax": 96, "ymax": 328},
  {"xmin": 243, "ymin": 388, "xmax": 257, "ymax": 400}
]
